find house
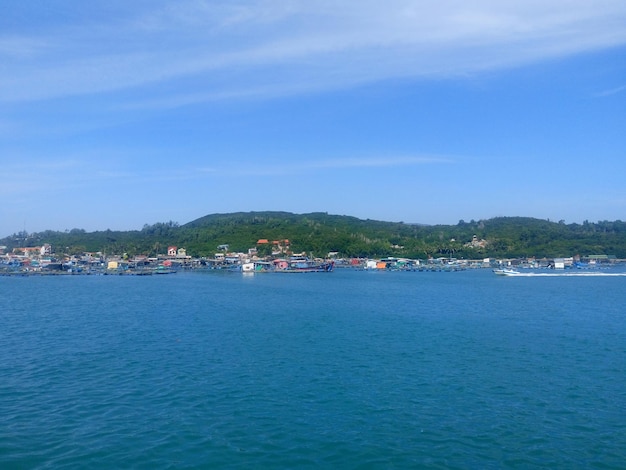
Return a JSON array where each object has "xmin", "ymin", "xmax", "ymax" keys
[
  {"xmin": 553, "ymin": 257, "xmax": 574, "ymax": 269},
  {"xmin": 13, "ymin": 247, "xmax": 42, "ymax": 258}
]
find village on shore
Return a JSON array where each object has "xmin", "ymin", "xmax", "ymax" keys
[{"xmin": 1, "ymin": 238, "xmax": 622, "ymax": 276}]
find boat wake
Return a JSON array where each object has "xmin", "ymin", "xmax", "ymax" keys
[{"xmin": 494, "ymin": 270, "xmax": 626, "ymax": 277}]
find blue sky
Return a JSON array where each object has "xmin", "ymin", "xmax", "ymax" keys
[{"xmin": 1, "ymin": 1, "xmax": 625, "ymax": 237}]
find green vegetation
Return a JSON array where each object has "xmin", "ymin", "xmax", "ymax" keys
[{"xmin": 3, "ymin": 212, "xmax": 626, "ymax": 259}]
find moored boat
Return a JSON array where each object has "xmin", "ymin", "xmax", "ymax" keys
[
  {"xmin": 275, "ymin": 260, "xmax": 334, "ymax": 273},
  {"xmin": 239, "ymin": 257, "xmax": 334, "ymax": 273}
]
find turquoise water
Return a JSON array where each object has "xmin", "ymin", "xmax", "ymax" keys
[{"xmin": 1, "ymin": 269, "xmax": 625, "ymax": 468}]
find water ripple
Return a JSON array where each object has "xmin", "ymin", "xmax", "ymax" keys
[{"xmin": 1, "ymin": 271, "xmax": 625, "ymax": 468}]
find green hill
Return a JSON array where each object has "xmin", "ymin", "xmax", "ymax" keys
[{"xmin": 2, "ymin": 212, "xmax": 625, "ymax": 259}]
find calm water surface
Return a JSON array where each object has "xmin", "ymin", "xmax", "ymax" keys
[{"xmin": 1, "ymin": 269, "xmax": 625, "ymax": 468}]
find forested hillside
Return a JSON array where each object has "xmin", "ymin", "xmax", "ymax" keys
[{"xmin": 3, "ymin": 212, "xmax": 625, "ymax": 259}]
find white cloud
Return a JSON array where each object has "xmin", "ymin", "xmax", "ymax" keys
[
  {"xmin": 595, "ymin": 84, "xmax": 626, "ymax": 97},
  {"xmin": 1, "ymin": 1, "xmax": 626, "ymax": 103},
  {"xmin": 215, "ymin": 155, "xmax": 453, "ymax": 177},
  {"xmin": 302, "ymin": 156, "xmax": 452, "ymax": 169},
  {"xmin": 0, "ymin": 159, "xmax": 83, "ymax": 195},
  {"xmin": 0, "ymin": 35, "xmax": 49, "ymax": 58}
]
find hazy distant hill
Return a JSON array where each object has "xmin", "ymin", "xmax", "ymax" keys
[{"xmin": 2, "ymin": 212, "xmax": 625, "ymax": 259}]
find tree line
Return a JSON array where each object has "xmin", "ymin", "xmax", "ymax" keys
[{"xmin": 3, "ymin": 212, "xmax": 626, "ymax": 259}]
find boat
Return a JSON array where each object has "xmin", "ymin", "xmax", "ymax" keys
[
  {"xmin": 275, "ymin": 260, "xmax": 334, "ymax": 273},
  {"xmin": 276, "ymin": 256, "xmax": 334, "ymax": 273},
  {"xmin": 493, "ymin": 268, "xmax": 521, "ymax": 276},
  {"xmin": 239, "ymin": 257, "xmax": 334, "ymax": 273},
  {"xmin": 153, "ymin": 266, "xmax": 177, "ymax": 274}
]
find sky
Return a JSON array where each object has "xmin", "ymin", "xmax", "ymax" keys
[{"xmin": 1, "ymin": 0, "xmax": 625, "ymax": 237}]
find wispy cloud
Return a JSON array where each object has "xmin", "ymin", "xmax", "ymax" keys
[
  {"xmin": 2, "ymin": 158, "xmax": 86, "ymax": 172},
  {"xmin": 209, "ymin": 155, "xmax": 453, "ymax": 177},
  {"xmin": 0, "ymin": 35, "xmax": 49, "ymax": 58},
  {"xmin": 0, "ymin": 159, "xmax": 84, "ymax": 196},
  {"xmin": 302, "ymin": 156, "xmax": 452, "ymax": 170},
  {"xmin": 2, "ymin": 1, "xmax": 626, "ymax": 104},
  {"xmin": 595, "ymin": 84, "xmax": 626, "ymax": 97}
]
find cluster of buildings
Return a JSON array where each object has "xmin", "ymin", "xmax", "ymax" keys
[
  {"xmin": 1, "ymin": 240, "xmax": 307, "ymax": 274},
  {"xmin": 1, "ymin": 238, "xmax": 621, "ymax": 275},
  {"xmin": 499, "ymin": 255, "xmax": 618, "ymax": 269},
  {"xmin": 1, "ymin": 244, "xmax": 192, "ymax": 274}
]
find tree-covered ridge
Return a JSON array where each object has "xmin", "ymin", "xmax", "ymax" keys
[{"xmin": 2, "ymin": 212, "xmax": 626, "ymax": 259}]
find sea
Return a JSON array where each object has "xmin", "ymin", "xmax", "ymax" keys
[{"xmin": 1, "ymin": 268, "xmax": 625, "ymax": 469}]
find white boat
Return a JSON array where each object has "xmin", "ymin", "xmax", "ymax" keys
[{"xmin": 493, "ymin": 268, "xmax": 521, "ymax": 276}]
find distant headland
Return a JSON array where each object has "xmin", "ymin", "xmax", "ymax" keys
[{"xmin": 1, "ymin": 213, "xmax": 625, "ymax": 268}]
